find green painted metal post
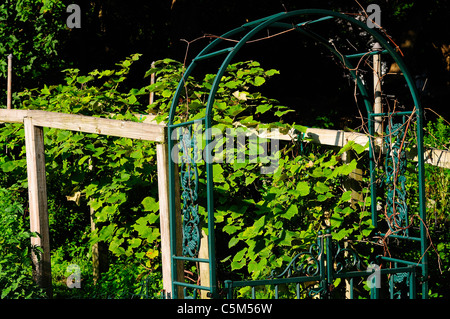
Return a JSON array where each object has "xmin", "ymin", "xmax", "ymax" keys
[
  {"xmin": 389, "ymin": 272, "xmax": 394, "ymax": 298},
  {"xmin": 205, "ymin": 116, "xmax": 218, "ymax": 298},
  {"xmin": 167, "ymin": 125, "xmax": 178, "ymax": 298},
  {"xmin": 224, "ymin": 280, "xmax": 233, "ymax": 299},
  {"xmin": 416, "ymin": 106, "xmax": 429, "ymax": 299},
  {"xmin": 410, "ymin": 267, "xmax": 417, "ymax": 299},
  {"xmin": 349, "ymin": 278, "xmax": 354, "ymax": 299},
  {"xmin": 317, "ymin": 231, "xmax": 325, "ymax": 299},
  {"xmin": 368, "ymin": 114, "xmax": 378, "ymax": 228},
  {"xmin": 325, "ymin": 229, "xmax": 333, "ymax": 299}
]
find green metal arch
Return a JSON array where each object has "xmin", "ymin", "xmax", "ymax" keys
[
  {"xmin": 168, "ymin": 9, "xmax": 428, "ymax": 299},
  {"xmin": 168, "ymin": 9, "xmax": 423, "ymax": 121}
]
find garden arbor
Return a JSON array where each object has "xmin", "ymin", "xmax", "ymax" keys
[{"xmin": 168, "ymin": 10, "xmax": 429, "ymax": 299}]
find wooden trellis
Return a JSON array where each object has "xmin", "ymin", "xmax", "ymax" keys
[
  {"xmin": 0, "ymin": 109, "xmax": 177, "ymax": 297},
  {"xmin": 1, "ymin": 108, "xmax": 449, "ymax": 297}
]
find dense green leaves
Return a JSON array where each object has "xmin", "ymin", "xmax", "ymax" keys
[
  {"xmin": 214, "ymin": 141, "xmax": 374, "ymax": 287},
  {"xmin": 0, "ymin": 188, "xmax": 46, "ymax": 298},
  {"xmin": 1, "ymin": 53, "xmax": 449, "ymax": 299}
]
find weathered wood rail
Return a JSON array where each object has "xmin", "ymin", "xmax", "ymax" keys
[
  {"xmin": 0, "ymin": 109, "xmax": 165, "ymax": 142},
  {"xmin": 242, "ymin": 125, "xmax": 450, "ymax": 169},
  {"xmin": 1, "ymin": 108, "xmax": 449, "ymax": 297},
  {"xmin": 0, "ymin": 109, "xmax": 171, "ymax": 297}
]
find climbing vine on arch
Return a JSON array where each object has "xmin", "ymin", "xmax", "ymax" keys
[{"xmin": 147, "ymin": 58, "xmax": 375, "ymax": 297}]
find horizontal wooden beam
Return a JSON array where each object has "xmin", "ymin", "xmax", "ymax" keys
[
  {"xmin": 305, "ymin": 128, "xmax": 450, "ymax": 169},
  {"xmin": 241, "ymin": 125, "xmax": 450, "ymax": 170},
  {"xmin": 408, "ymin": 148, "xmax": 450, "ymax": 170},
  {"xmin": 303, "ymin": 127, "xmax": 372, "ymax": 148},
  {"xmin": 0, "ymin": 109, "xmax": 166, "ymax": 143},
  {"xmin": 235, "ymin": 124, "xmax": 374, "ymax": 146},
  {"xmin": 0, "ymin": 108, "xmax": 27, "ymax": 123},
  {"xmin": 1, "ymin": 109, "xmax": 449, "ymax": 169}
]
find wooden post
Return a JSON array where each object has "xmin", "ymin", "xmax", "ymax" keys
[
  {"xmin": 149, "ymin": 61, "xmax": 155, "ymax": 105},
  {"xmin": 199, "ymin": 230, "xmax": 210, "ymax": 299},
  {"xmin": 6, "ymin": 54, "xmax": 12, "ymax": 109},
  {"xmin": 157, "ymin": 143, "xmax": 183, "ymax": 298},
  {"xmin": 90, "ymin": 206, "xmax": 100, "ymax": 284},
  {"xmin": 372, "ymin": 43, "xmax": 384, "ymax": 237},
  {"xmin": 156, "ymin": 143, "xmax": 171, "ymax": 296},
  {"xmin": 373, "ymin": 43, "xmax": 383, "ymax": 137},
  {"xmin": 85, "ymin": 158, "xmax": 108, "ymax": 284},
  {"xmin": 90, "ymin": 206, "xmax": 110, "ymax": 284},
  {"xmin": 24, "ymin": 117, "xmax": 52, "ymax": 296}
]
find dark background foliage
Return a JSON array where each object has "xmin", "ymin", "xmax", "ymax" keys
[{"xmin": 2, "ymin": 0, "xmax": 450, "ymax": 122}]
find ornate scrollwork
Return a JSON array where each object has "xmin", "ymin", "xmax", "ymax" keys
[
  {"xmin": 179, "ymin": 127, "xmax": 201, "ymax": 257},
  {"xmin": 384, "ymin": 122, "xmax": 409, "ymax": 235},
  {"xmin": 331, "ymin": 241, "xmax": 362, "ymax": 273},
  {"xmin": 269, "ymin": 236, "xmax": 323, "ymax": 279},
  {"xmin": 393, "ymin": 272, "xmax": 408, "ymax": 284}
]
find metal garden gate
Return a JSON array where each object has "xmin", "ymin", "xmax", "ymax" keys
[
  {"xmin": 224, "ymin": 229, "xmax": 419, "ymax": 299},
  {"xmin": 166, "ymin": 9, "xmax": 429, "ymax": 299}
]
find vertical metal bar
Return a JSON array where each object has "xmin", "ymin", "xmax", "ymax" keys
[
  {"xmin": 416, "ymin": 106, "xmax": 429, "ymax": 299},
  {"xmin": 165, "ymin": 19, "xmax": 245, "ymax": 302},
  {"xmin": 410, "ymin": 267, "xmax": 417, "ymax": 299},
  {"xmin": 168, "ymin": 127, "xmax": 185, "ymax": 299},
  {"xmin": 224, "ymin": 280, "xmax": 233, "ymax": 299},
  {"xmin": 369, "ymin": 116, "xmax": 378, "ymax": 228},
  {"xmin": 252, "ymin": 286, "xmax": 256, "ymax": 299},
  {"xmin": 296, "ymin": 283, "xmax": 300, "ymax": 299},
  {"xmin": 275, "ymin": 285, "xmax": 279, "ymax": 299},
  {"xmin": 349, "ymin": 278, "xmax": 354, "ymax": 299},
  {"xmin": 205, "ymin": 116, "xmax": 218, "ymax": 298},
  {"xmin": 325, "ymin": 229, "xmax": 333, "ymax": 299},
  {"xmin": 374, "ymin": 283, "xmax": 380, "ymax": 299},
  {"xmin": 390, "ymin": 271, "xmax": 394, "ymax": 299},
  {"xmin": 168, "ymin": 125, "xmax": 178, "ymax": 298},
  {"xmin": 317, "ymin": 231, "xmax": 325, "ymax": 299}
]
